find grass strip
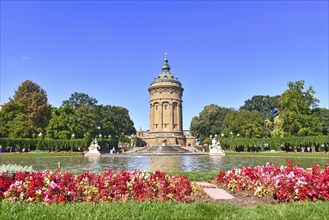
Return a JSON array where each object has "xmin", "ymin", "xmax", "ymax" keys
[
  {"xmin": 0, "ymin": 152, "xmax": 82, "ymax": 159},
  {"xmin": 0, "ymin": 201, "xmax": 328, "ymax": 220},
  {"xmin": 225, "ymin": 152, "xmax": 329, "ymax": 159},
  {"xmin": 167, "ymin": 171, "xmax": 218, "ymax": 181}
]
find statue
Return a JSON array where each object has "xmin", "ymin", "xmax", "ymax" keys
[
  {"xmin": 211, "ymin": 137, "xmax": 218, "ymax": 147},
  {"xmin": 85, "ymin": 138, "xmax": 101, "ymax": 157},
  {"xmin": 209, "ymin": 137, "xmax": 225, "ymax": 156},
  {"xmin": 88, "ymin": 138, "xmax": 100, "ymax": 152}
]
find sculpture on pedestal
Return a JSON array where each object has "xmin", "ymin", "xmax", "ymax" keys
[
  {"xmin": 209, "ymin": 137, "xmax": 225, "ymax": 156},
  {"xmin": 85, "ymin": 138, "xmax": 101, "ymax": 157}
]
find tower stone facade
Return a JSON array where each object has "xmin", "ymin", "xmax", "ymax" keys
[{"xmin": 138, "ymin": 54, "xmax": 195, "ymax": 147}]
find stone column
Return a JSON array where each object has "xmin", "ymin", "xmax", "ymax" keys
[
  {"xmin": 169, "ymin": 102, "xmax": 173, "ymax": 131},
  {"xmin": 180, "ymin": 104, "xmax": 183, "ymax": 132},
  {"xmin": 150, "ymin": 103, "xmax": 153, "ymax": 132},
  {"xmin": 177, "ymin": 104, "xmax": 182, "ymax": 132},
  {"xmin": 159, "ymin": 102, "xmax": 163, "ymax": 131}
]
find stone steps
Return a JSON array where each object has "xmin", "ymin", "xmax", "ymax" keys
[{"xmin": 196, "ymin": 182, "xmax": 235, "ymax": 200}]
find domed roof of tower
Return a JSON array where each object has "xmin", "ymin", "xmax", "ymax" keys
[{"xmin": 151, "ymin": 53, "xmax": 182, "ymax": 86}]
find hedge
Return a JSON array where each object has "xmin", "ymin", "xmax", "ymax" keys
[
  {"xmin": 0, "ymin": 138, "xmax": 114, "ymax": 152},
  {"xmin": 220, "ymin": 136, "xmax": 329, "ymax": 152}
]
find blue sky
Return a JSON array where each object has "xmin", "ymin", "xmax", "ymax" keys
[{"xmin": 1, "ymin": 1, "xmax": 328, "ymax": 130}]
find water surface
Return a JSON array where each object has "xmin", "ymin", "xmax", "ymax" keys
[{"xmin": 1, "ymin": 154, "xmax": 328, "ymax": 172}]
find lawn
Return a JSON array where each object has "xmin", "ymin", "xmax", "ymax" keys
[
  {"xmin": 225, "ymin": 151, "xmax": 329, "ymax": 159},
  {"xmin": 168, "ymin": 171, "xmax": 218, "ymax": 181},
  {"xmin": 0, "ymin": 152, "xmax": 81, "ymax": 159},
  {"xmin": 0, "ymin": 200, "xmax": 328, "ymax": 220}
]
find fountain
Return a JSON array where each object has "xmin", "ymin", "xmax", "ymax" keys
[
  {"xmin": 85, "ymin": 138, "xmax": 101, "ymax": 157},
  {"xmin": 134, "ymin": 144, "xmax": 194, "ymax": 155}
]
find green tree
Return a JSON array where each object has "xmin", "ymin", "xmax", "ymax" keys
[
  {"xmin": 46, "ymin": 105, "xmax": 76, "ymax": 139},
  {"xmin": 190, "ymin": 104, "xmax": 231, "ymax": 142},
  {"xmin": 223, "ymin": 110, "xmax": 265, "ymax": 138},
  {"xmin": 62, "ymin": 92, "xmax": 98, "ymax": 109},
  {"xmin": 58, "ymin": 93, "xmax": 136, "ymax": 140},
  {"xmin": 94, "ymin": 105, "xmax": 136, "ymax": 141},
  {"xmin": 313, "ymin": 107, "xmax": 329, "ymax": 135},
  {"xmin": 240, "ymin": 95, "xmax": 279, "ymax": 121},
  {"xmin": 72, "ymin": 104, "xmax": 97, "ymax": 138},
  {"xmin": 61, "ymin": 92, "xmax": 99, "ymax": 138},
  {"xmin": 0, "ymin": 102, "xmax": 33, "ymax": 138},
  {"xmin": 270, "ymin": 117, "xmax": 285, "ymax": 138},
  {"xmin": 13, "ymin": 80, "xmax": 52, "ymax": 134},
  {"xmin": 279, "ymin": 80, "xmax": 321, "ymax": 136}
]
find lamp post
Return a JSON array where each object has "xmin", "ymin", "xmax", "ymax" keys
[{"xmin": 96, "ymin": 126, "xmax": 101, "ymax": 138}]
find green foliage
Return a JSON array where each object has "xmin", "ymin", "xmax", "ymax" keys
[
  {"xmin": 94, "ymin": 105, "xmax": 136, "ymax": 141},
  {"xmin": 223, "ymin": 110, "xmax": 265, "ymax": 138},
  {"xmin": 0, "ymin": 138, "xmax": 89, "ymax": 152},
  {"xmin": 190, "ymin": 104, "xmax": 231, "ymax": 142},
  {"xmin": 219, "ymin": 135, "xmax": 329, "ymax": 152},
  {"xmin": 224, "ymin": 151, "xmax": 329, "ymax": 159},
  {"xmin": 240, "ymin": 95, "xmax": 280, "ymax": 121},
  {"xmin": 46, "ymin": 105, "xmax": 75, "ymax": 139},
  {"xmin": 203, "ymin": 137, "xmax": 212, "ymax": 145},
  {"xmin": 0, "ymin": 152, "xmax": 81, "ymax": 158},
  {"xmin": 72, "ymin": 104, "xmax": 97, "ymax": 138},
  {"xmin": 0, "ymin": 102, "xmax": 34, "ymax": 138},
  {"xmin": 13, "ymin": 80, "xmax": 52, "ymax": 134},
  {"xmin": 47, "ymin": 94, "xmax": 136, "ymax": 141},
  {"xmin": 61, "ymin": 92, "xmax": 98, "ymax": 109},
  {"xmin": 271, "ymin": 117, "xmax": 284, "ymax": 138},
  {"xmin": 279, "ymin": 80, "xmax": 321, "ymax": 136},
  {"xmin": 313, "ymin": 107, "xmax": 329, "ymax": 135}
]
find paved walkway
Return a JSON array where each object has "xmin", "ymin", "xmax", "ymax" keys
[{"xmin": 195, "ymin": 182, "xmax": 235, "ymax": 200}]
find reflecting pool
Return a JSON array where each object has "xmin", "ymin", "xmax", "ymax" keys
[{"xmin": 1, "ymin": 154, "xmax": 328, "ymax": 173}]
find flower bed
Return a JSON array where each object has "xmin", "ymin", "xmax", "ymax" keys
[
  {"xmin": 0, "ymin": 170, "xmax": 192, "ymax": 203},
  {"xmin": 214, "ymin": 162, "xmax": 329, "ymax": 202}
]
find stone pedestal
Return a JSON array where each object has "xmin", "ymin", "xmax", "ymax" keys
[{"xmin": 85, "ymin": 152, "xmax": 101, "ymax": 157}]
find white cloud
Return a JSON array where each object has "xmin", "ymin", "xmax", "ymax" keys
[{"xmin": 20, "ymin": 56, "xmax": 30, "ymax": 60}]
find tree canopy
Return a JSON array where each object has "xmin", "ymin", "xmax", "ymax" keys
[
  {"xmin": 94, "ymin": 105, "xmax": 136, "ymax": 139},
  {"xmin": 190, "ymin": 104, "xmax": 231, "ymax": 141},
  {"xmin": 240, "ymin": 95, "xmax": 279, "ymax": 121},
  {"xmin": 46, "ymin": 94, "xmax": 136, "ymax": 141},
  {"xmin": 0, "ymin": 102, "xmax": 33, "ymax": 138},
  {"xmin": 46, "ymin": 105, "xmax": 76, "ymax": 139},
  {"xmin": 13, "ymin": 80, "xmax": 52, "ymax": 134},
  {"xmin": 313, "ymin": 107, "xmax": 329, "ymax": 135},
  {"xmin": 279, "ymin": 80, "xmax": 321, "ymax": 136},
  {"xmin": 62, "ymin": 92, "xmax": 98, "ymax": 109},
  {"xmin": 223, "ymin": 110, "xmax": 265, "ymax": 138}
]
